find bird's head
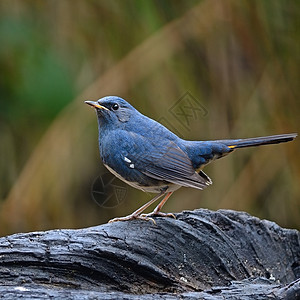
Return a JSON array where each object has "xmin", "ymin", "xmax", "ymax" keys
[{"xmin": 85, "ymin": 96, "xmax": 137, "ymax": 126}]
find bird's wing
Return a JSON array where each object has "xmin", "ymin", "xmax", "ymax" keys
[{"xmin": 128, "ymin": 133, "xmax": 211, "ymax": 190}]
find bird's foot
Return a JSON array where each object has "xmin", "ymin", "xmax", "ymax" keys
[
  {"xmin": 140, "ymin": 212, "xmax": 176, "ymax": 219},
  {"xmin": 108, "ymin": 214, "xmax": 156, "ymax": 224}
]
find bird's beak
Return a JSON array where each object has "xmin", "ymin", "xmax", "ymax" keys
[{"xmin": 85, "ymin": 101, "xmax": 108, "ymax": 110}]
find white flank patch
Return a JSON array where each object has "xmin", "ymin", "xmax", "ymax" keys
[
  {"xmin": 124, "ymin": 157, "xmax": 131, "ymax": 163},
  {"xmin": 129, "ymin": 164, "xmax": 135, "ymax": 169}
]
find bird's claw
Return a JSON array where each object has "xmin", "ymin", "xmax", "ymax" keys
[
  {"xmin": 108, "ymin": 214, "xmax": 157, "ymax": 224},
  {"xmin": 141, "ymin": 212, "xmax": 176, "ymax": 219}
]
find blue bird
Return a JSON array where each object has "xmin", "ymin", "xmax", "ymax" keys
[{"xmin": 85, "ymin": 96, "xmax": 297, "ymax": 223}]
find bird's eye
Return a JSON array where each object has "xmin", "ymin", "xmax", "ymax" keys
[{"xmin": 112, "ymin": 103, "xmax": 119, "ymax": 111}]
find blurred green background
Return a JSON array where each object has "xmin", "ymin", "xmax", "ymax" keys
[{"xmin": 0, "ymin": 0, "xmax": 299, "ymax": 236}]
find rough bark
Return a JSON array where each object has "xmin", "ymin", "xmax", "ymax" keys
[{"xmin": 0, "ymin": 209, "xmax": 299, "ymax": 299}]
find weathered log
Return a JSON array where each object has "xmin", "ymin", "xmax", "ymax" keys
[{"xmin": 0, "ymin": 209, "xmax": 299, "ymax": 299}]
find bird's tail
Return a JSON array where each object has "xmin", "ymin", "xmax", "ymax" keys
[
  {"xmin": 220, "ymin": 133, "xmax": 297, "ymax": 149},
  {"xmin": 186, "ymin": 133, "xmax": 296, "ymax": 172}
]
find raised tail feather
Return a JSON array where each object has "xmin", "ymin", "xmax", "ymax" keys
[{"xmin": 222, "ymin": 133, "xmax": 297, "ymax": 149}]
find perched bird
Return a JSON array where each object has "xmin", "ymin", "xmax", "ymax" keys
[{"xmin": 85, "ymin": 96, "xmax": 297, "ymax": 223}]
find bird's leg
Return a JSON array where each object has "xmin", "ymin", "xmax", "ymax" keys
[
  {"xmin": 108, "ymin": 192, "xmax": 165, "ymax": 224},
  {"xmin": 141, "ymin": 192, "xmax": 176, "ymax": 219}
]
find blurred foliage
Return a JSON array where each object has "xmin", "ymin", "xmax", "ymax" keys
[{"xmin": 0, "ymin": 0, "xmax": 299, "ymax": 235}]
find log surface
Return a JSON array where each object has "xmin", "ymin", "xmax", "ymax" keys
[{"xmin": 0, "ymin": 209, "xmax": 299, "ymax": 299}]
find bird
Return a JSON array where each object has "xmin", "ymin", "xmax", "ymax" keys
[{"xmin": 85, "ymin": 96, "xmax": 297, "ymax": 223}]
